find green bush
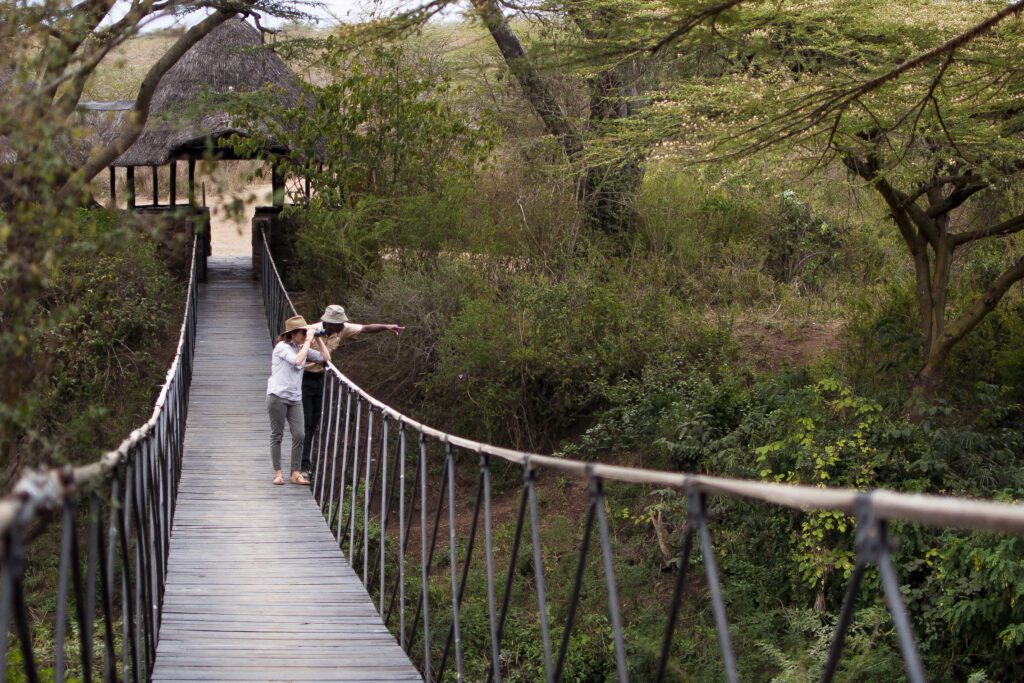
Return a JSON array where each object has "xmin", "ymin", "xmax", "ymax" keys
[
  {"xmin": 419, "ymin": 260, "xmax": 697, "ymax": 449},
  {"xmin": 34, "ymin": 209, "xmax": 182, "ymax": 463}
]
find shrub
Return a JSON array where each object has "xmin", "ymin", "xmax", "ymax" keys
[{"xmin": 32, "ymin": 209, "xmax": 182, "ymax": 464}]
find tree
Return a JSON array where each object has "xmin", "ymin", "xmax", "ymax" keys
[
  {"xmin": 653, "ymin": 0, "xmax": 1024, "ymax": 399},
  {"xmin": 449, "ymin": 0, "xmax": 745, "ymax": 236},
  {"xmin": 225, "ymin": 38, "xmax": 494, "ymax": 296},
  {"xmin": 0, "ymin": 0, "xmax": 301, "ymax": 470}
]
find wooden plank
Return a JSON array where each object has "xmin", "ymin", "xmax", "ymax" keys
[{"xmin": 151, "ymin": 256, "xmax": 420, "ymax": 683}]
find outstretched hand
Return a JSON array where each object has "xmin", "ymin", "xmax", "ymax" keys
[{"xmin": 389, "ymin": 325, "xmax": 405, "ymax": 336}]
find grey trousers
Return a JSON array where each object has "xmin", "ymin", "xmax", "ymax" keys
[{"xmin": 267, "ymin": 394, "xmax": 304, "ymax": 471}]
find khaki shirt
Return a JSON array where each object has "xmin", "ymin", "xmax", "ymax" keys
[{"xmin": 304, "ymin": 324, "xmax": 362, "ymax": 373}]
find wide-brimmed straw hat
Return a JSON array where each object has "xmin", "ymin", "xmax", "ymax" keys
[
  {"xmin": 280, "ymin": 315, "xmax": 309, "ymax": 337},
  {"xmin": 320, "ymin": 304, "xmax": 349, "ymax": 325}
]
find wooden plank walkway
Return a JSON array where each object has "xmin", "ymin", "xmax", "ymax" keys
[{"xmin": 152, "ymin": 256, "xmax": 421, "ymax": 682}]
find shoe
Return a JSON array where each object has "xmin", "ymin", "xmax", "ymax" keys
[
  {"xmin": 301, "ymin": 470, "xmax": 312, "ymax": 480},
  {"xmin": 290, "ymin": 471, "xmax": 310, "ymax": 485}
]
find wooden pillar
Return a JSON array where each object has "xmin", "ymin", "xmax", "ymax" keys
[
  {"xmin": 271, "ymin": 161, "xmax": 283, "ymax": 207},
  {"xmin": 109, "ymin": 166, "xmax": 116, "ymax": 208},
  {"xmin": 188, "ymin": 159, "xmax": 196, "ymax": 206},
  {"xmin": 126, "ymin": 166, "xmax": 136, "ymax": 209},
  {"xmin": 304, "ymin": 176, "xmax": 311, "ymax": 205},
  {"xmin": 151, "ymin": 165, "xmax": 158, "ymax": 206},
  {"xmin": 169, "ymin": 160, "xmax": 176, "ymax": 207}
]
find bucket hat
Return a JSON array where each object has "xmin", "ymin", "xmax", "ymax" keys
[
  {"xmin": 280, "ymin": 315, "xmax": 310, "ymax": 337},
  {"xmin": 321, "ymin": 305, "xmax": 349, "ymax": 325}
]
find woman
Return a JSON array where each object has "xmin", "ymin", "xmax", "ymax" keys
[{"xmin": 266, "ymin": 315, "xmax": 330, "ymax": 485}]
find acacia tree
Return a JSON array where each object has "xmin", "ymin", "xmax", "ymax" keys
[
  {"xmin": 655, "ymin": 0, "xmax": 1024, "ymax": 399},
  {"xmin": 412, "ymin": 0, "xmax": 740, "ymax": 236},
  {"xmin": 0, "ymin": 0, "xmax": 301, "ymax": 469}
]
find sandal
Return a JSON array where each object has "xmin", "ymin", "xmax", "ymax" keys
[
  {"xmin": 290, "ymin": 471, "xmax": 310, "ymax": 485},
  {"xmin": 273, "ymin": 471, "xmax": 284, "ymax": 485}
]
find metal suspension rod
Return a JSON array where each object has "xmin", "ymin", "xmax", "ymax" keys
[
  {"xmin": 54, "ymin": 499, "xmax": 74, "ymax": 682},
  {"xmin": 487, "ymin": 484, "xmax": 528, "ymax": 683},
  {"xmin": 655, "ymin": 524, "xmax": 696, "ymax": 683},
  {"xmin": 445, "ymin": 443, "xmax": 466, "ymax": 681},
  {"xmin": 346, "ymin": 399, "xmax": 363, "ymax": 554},
  {"xmin": 438, "ymin": 458, "xmax": 484, "ymax": 683},
  {"xmin": 554, "ymin": 493, "xmax": 596, "ymax": 682},
  {"xmin": 380, "ymin": 419, "xmax": 390, "ymax": 608},
  {"xmin": 526, "ymin": 465, "xmax": 554, "ymax": 683},
  {"xmin": 481, "ymin": 454, "xmax": 502, "ymax": 683},
  {"xmin": 408, "ymin": 449, "xmax": 451, "ymax": 657},
  {"xmin": 592, "ymin": 477, "xmax": 628, "ymax": 683},
  {"xmin": 371, "ymin": 419, "xmax": 401, "ymax": 597},
  {"xmin": 690, "ymin": 492, "xmax": 737, "ymax": 683},
  {"xmin": 419, "ymin": 432, "xmax": 432, "ymax": 682},
  {"xmin": 333, "ymin": 388, "xmax": 353, "ymax": 542},
  {"xmin": 312, "ymin": 377, "xmax": 328, "ymax": 499},
  {"xmin": 0, "ymin": 535, "xmax": 13, "ymax": 683},
  {"xmin": 79, "ymin": 496, "xmax": 98, "ymax": 683},
  {"xmin": 314, "ymin": 371, "xmax": 332, "ymax": 498},
  {"xmin": 326, "ymin": 380, "xmax": 345, "ymax": 520},
  {"xmin": 363, "ymin": 408, "xmax": 375, "ymax": 582},
  {"xmin": 10, "ymin": 533, "xmax": 39, "ymax": 683},
  {"xmin": 820, "ymin": 562, "xmax": 867, "ymax": 683},
  {"xmin": 384, "ymin": 431, "xmax": 421, "ymax": 630},
  {"xmin": 398, "ymin": 424, "xmax": 408, "ymax": 648}
]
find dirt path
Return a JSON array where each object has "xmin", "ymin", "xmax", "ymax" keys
[
  {"xmin": 205, "ymin": 181, "xmax": 272, "ymax": 257},
  {"xmin": 108, "ymin": 173, "xmax": 273, "ymax": 258}
]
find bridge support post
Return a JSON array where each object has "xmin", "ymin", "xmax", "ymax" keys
[
  {"xmin": 169, "ymin": 161, "xmax": 176, "ymax": 208},
  {"xmin": 127, "ymin": 167, "xmax": 136, "ymax": 209},
  {"xmin": 109, "ymin": 166, "xmax": 116, "ymax": 208}
]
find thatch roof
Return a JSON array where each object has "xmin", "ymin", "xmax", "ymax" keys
[
  {"xmin": 64, "ymin": 103, "xmax": 131, "ymax": 167},
  {"xmin": 111, "ymin": 18, "xmax": 302, "ymax": 167}
]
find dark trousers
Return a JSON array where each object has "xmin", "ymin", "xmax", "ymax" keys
[{"xmin": 300, "ymin": 371, "xmax": 324, "ymax": 472}]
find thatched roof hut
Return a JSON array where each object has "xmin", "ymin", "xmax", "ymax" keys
[
  {"xmin": 111, "ymin": 17, "xmax": 302, "ymax": 167},
  {"xmin": 3, "ymin": 19, "xmax": 300, "ymax": 171}
]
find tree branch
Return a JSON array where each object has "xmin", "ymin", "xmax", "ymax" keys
[
  {"xmin": 59, "ymin": 6, "xmax": 247, "ymax": 196},
  {"xmin": 725, "ymin": 0, "xmax": 1024, "ymax": 157},
  {"xmin": 953, "ymin": 212, "xmax": 1024, "ymax": 246},
  {"xmin": 924, "ymin": 181, "xmax": 988, "ymax": 219},
  {"xmin": 470, "ymin": 0, "xmax": 582, "ymax": 157},
  {"xmin": 649, "ymin": 0, "xmax": 749, "ymax": 56},
  {"xmin": 941, "ymin": 253, "xmax": 1024, "ymax": 349}
]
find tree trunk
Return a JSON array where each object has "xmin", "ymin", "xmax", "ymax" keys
[
  {"xmin": 472, "ymin": 0, "xmax": 649, "ymax": 236},
  {"xmin": 581, "ymin": 65, "xmax": 646, "ymax": 236}
]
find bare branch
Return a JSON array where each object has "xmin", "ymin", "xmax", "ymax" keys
[
  {"xmin": 953, "ymin": 213, "xmax": 1024, "ymax": 246},
  {"xmin": 60, "ymin": 6, "xmax": 251, "ymax": 195},
  {"xmin": 941, "ymin": 253, "xmax": 1024, "ymax": 348},
  {"xmin": 650, "ymin": 0, "xmax": 749, "ymax": 56},
  {"xmin": 470, "ymin": 0, "xmax": 582, "ymax": 157},
  {"xmin": 924, "ymin": 181, "xmax": 988, "ymax": 219},
  {"xmin": 723, "ymin": 0, "xmax": 1024, "ymax": 157}
]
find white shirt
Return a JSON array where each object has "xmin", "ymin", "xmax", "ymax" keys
[{"xmin": 267, "ymin": 341, "xmax": 323, "ymax": 402}]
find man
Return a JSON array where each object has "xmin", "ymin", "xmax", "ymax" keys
[{"xmin": 300, "ymin": 304, "xmax": 404, "ymax": 477}]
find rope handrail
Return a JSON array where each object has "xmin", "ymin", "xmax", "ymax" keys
[
  {"xmin": 323, "ymin": 363, "xmax": 1024, "ymax": 532},
  {"xmin": 259, "ymin": 229, "xmax": 1024, "ymax": 536},
  {"xmin": 0, "ymin": 237, "xmax": 199, "ymax": 682},
  {"xmin": 256, "ymin": 225, "xmax": 1024, "ymax": 683}
]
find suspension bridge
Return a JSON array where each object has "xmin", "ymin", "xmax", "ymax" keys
[{"xmin": 2, "ymin": 233, "xmax": 1024, "ymax": 683}]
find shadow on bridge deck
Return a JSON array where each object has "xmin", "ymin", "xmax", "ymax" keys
[{"xmin": 152, "ymin": 256, "xmax": 420, "ymax": 682}]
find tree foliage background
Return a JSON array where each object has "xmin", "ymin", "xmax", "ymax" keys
[{"xmin": 1, "ymin": 0, "xmax": 1023, "ymax": 679}]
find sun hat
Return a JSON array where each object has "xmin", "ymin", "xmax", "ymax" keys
[
  {"xmin": 280, "ymin": 315, "xmax": 310, "ymax": 337},
  {"xmin": 321, "ymin": 304, "xmax": 349, "ymax": 325}
]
